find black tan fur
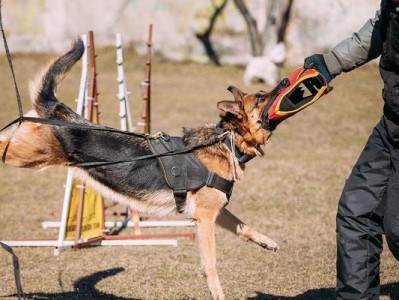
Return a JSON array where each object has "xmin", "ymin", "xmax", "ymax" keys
[{"xmin": 0, "ymin": 39, "xmax": 282, "ymax": 300}]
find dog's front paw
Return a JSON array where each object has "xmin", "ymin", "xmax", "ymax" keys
[{"xmin": 259, "ymin": 237, "xmax": 279, "ymax": 252}]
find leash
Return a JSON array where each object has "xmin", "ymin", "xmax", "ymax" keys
[
  {"xmin": 0, "ymin": 0, "xmax": 24, "ymax": 123},
  {"xmin": 229, "ymin": 131, "xmax": 238, "ymax": 181},
  {"xmin": 0, "ymin": 116, "xmax": 230, "ymax": 167},
  {"xmin": 0, "ymin": 116, "xmax": 149, "ymax": 138},
  {"xmin": 0, "ymin": 242, "xmax": 25, "ymax": 300},
  {"xmin": 0, "ymin": 5, "xmax": 25, "ymax": 298}
]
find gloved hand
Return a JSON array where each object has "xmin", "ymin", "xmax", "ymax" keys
[{"xmin": 304, "ymin": 54, "xmax": 333, "ymax": 83}]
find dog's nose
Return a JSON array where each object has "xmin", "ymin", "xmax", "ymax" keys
[{"xmin": 270, "ymin": 78, "xmax": 290, "ymax": 98}]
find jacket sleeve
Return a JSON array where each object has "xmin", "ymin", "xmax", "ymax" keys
[{"xmin": 323, "ymin": 10, "xmax": 384, "ymax": 77}]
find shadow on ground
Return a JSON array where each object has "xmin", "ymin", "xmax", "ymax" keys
[
  {"xmin": 3, "ymin": 268, "xmax": 398, "ymax": 300},
  {"xmin": 248, "ymin": 282, "xmax": 399, "ymax": 300},
  {"xmin": 3, "ymin": 267, "xmax": 139, "ymax": 300}
]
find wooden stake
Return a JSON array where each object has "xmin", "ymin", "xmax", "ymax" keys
[
  {"xmin": 87, "ymin": 30, "xmax": 100, "ymax": 123},
  {"xmin": 74, "ymin": 30, "xmax": 104, "ymax": 247},
  {"xmin": 140, "ymin": 24, "xmax": 153, "ymax": 134}
]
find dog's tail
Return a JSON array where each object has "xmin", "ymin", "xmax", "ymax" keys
[{"xmin": 32, "ymin": 38, "xmax": 85, "ymax": 117}]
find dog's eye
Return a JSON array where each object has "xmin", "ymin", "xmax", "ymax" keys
[{"xmin": 256, "ymin": 96, "xmax": 265, "ymax": 106}]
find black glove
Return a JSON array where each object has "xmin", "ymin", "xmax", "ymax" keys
[{"xmin": 304, "ymin": 54, "xmax": 333, "ymax": 83}]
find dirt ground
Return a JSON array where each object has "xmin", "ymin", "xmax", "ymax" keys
[{"xmin": 0, "ymin": 46, "xmax": 398, "ymax": 299}]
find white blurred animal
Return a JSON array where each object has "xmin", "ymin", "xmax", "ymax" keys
[{"xmin": 243, "ymin": 42, "xmax": 286, "ymax": 86}]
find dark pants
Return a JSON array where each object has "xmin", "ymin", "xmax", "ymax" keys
[{"xmin": 336, "ymin": 117, "xmax": 399, "ymax": 300}]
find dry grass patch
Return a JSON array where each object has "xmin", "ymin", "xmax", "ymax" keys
[{"xmin": 0, "ymin": 48, "xmax": 398, "ymax": 299}]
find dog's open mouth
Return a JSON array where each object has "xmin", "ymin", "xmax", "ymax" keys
[
  {"xmin": 269, "ymin": 77, "xmax": 291, "ymax": 104},
  {"xmin": 258, "ymin": 78, "xmax": 290, "ymax": 130}
]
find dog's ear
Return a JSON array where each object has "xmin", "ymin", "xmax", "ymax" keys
[
  {"xmin": 217, "ymin": 101, "xmax": 242, "ymax": 119},
  {"xmin": 227, "ymin": 86, "xmax": 245, "ymax": 102}
]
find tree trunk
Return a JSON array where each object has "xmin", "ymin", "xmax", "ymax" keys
[
  {"xmin": 234, "ymin": 0, "xmax": 293, "ymax": 57},
  {"xmin": 262, "ymin": 0, "xmax": 293, "ymax": 56},
  {"xmin": 233, "ymin": 0, "xmax": 263, "ymax": 56},
  {"xmin": 195, "ymin": 0, "xmax": 228, "ymax": 66}
]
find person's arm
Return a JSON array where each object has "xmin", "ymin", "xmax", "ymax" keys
[{"xmin": 305, "ymin": 9, "xmax": 384, "ymax": 81}]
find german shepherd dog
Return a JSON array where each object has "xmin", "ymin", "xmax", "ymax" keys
[{"xmin": 0, "ymin": 39, "xmax": 283, "ymax": 300}]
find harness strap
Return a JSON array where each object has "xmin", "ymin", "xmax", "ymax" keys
[
  {"xmin": 205, "ymin": 172, "xmax": 234, "ymax": 198},
  {"xmin": 172, "ymin": 189, "xmax": 188, "ymax": 214}
]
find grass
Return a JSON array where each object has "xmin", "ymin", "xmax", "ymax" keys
[{"xmin": 0, "ymin": 47, "xmax": 398, "ymax": 300}]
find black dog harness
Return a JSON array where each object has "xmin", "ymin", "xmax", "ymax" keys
[{"xmin": 148, "ymin": 133, "xmax": 234, "ymax": 213}]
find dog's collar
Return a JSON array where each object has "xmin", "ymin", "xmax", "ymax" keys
[{"xmin": 216, "ymin": 123, "xmax": 255, "ymax": 164}]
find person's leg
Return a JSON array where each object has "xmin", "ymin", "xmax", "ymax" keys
[
  {"xmin": 383, "ymin": 145, "xmax": 399, "ymax": 261},
  {"xmin": 336, "ymin": 120, "xmax": 391, "ymax": 300}
]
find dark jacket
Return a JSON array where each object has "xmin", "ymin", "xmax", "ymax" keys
[{"xmin": 323, "ymin": 0, "xmax": 399, "ymax": 141}]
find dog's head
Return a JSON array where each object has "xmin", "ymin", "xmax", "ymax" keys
[{"xmin": 217, "ymin": 81, "xmax": 288, "ymax": 155}]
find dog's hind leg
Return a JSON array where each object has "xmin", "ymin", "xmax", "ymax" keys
[{"xmin": 216, "ymin": 208, "xmax": 279, "ymax": 251}]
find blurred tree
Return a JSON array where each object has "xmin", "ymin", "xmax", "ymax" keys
[
  {"xmin": 195, "ymin": 0, "xmax": 228, "ymax": 66},
  {"xmin": 234, "ymin": 0, "xmax": 293, "ymax": 57},
  {"xmin": 194, "ymin": 0, "xmax": 293, "ymax": 76},
  {"xmin": 234, "ymin": 0, "xmax": 293, "ymax": 85},
  {"xmin": 233, "ymin": 0, "xmax": 262, "ymax": 56}
]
